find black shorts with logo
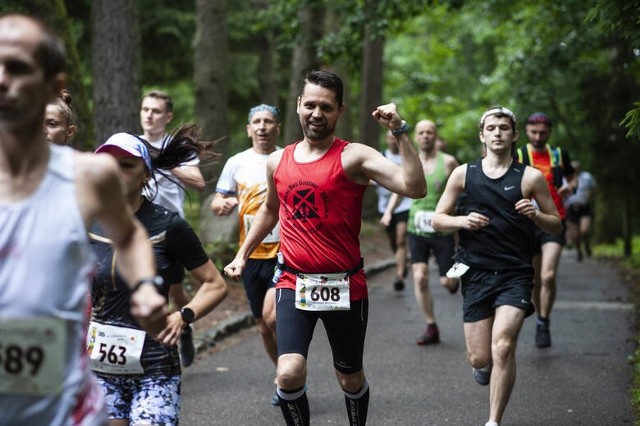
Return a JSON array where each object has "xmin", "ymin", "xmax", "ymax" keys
[{"xmin": 461, "ymin": 267, "xmax": 535, "ymax": 322}]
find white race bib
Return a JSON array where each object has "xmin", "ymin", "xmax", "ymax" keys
[
  {"xmin": 295, "ymin": 273, "xmax": 350, "ymax": 311},
  {"xmin": 414, "ymin": 211, "xmax": 436, "ymax": 234},
  {"xmin": 0, "ymin": 317, "xmax": 66, "ymax": 395},
  {"xmin": 244, "ymin": 215, "xmax": 281, "ymax": 244},
  {"xmin": 86, "ymin": 322, "xmax": 146, "ymax": 375},
  {"xmin": 446, "ymin": 262, "xmax": 470, "ymax": 279}
]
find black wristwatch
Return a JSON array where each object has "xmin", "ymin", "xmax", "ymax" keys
[
  {"xmin": 391, "ymin": 120, "xmax": 410, "ymax": 137},
  {"xmin": 132, "ymin": 276, "xmax": 164, "ymax": 293},
  {"xmin": 180, "ymin": 307, "xmax": 195, "ymax": 324}
]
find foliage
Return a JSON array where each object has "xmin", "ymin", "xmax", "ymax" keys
[
  {"xmin": 3, "ymin": 0, "xmax": 639, "ymax": 246},
  {"xmin": 585, "ymin": 0, "xmax": 640, "ymax": 140}
]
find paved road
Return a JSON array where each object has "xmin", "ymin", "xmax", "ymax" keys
[{"xmin": 181, "ymin": 251, "xmax": 635, "ymax": 425}]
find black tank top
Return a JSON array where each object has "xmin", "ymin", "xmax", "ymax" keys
[{"xmin": 456, "ymin": 158, "xmax": 535, "ymax": 272}]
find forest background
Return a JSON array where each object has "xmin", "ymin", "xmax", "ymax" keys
[{"xmin": 2, "ymin": 0, "xmax": 640, "ymax": 257}]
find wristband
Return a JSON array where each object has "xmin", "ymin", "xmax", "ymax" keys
[
  {"xmin": 391, "ymin": 120, "xmax": 410, "ymax": 137},
  {"xmin": 132, "ymin": 276, "xmax": 164, "ymax": 293}
]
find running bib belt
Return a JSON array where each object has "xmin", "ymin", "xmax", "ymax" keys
[
  {"xmin": 0, "ymin": 317, "xmax": 66, "ymax": 396},
  {"xmin": 87, "ymin": 322, "xmax": 146, "ymax": 375},
  {"xmin": 295, "ymin": 273, "xmax": 351, "ymax": 311}
]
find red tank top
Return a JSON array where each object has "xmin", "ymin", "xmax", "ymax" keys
[
  {"xmin": 273, "ymin": 138, "xmax": 368, "ymax": 300},
  {"xmin": 531, "ymin": 150, "xmax": 566, "ymax": 219}
]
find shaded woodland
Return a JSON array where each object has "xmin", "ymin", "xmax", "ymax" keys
[{"xmin": 2, "ymin": 0, "xmax": 639, "ymax": 253}]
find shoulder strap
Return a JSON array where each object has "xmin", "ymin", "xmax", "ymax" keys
[{"xmin": 546, "ymin": 145, "xmax": 563, "ymax": 168}]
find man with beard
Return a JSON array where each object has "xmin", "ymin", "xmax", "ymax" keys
[
  {"xmin": 224, "ymin": 70, "xmax": 426, "ymax": 426},
  {"xmin": 515, "ymin": 112, "xmax": 576, "ymax": 348}
]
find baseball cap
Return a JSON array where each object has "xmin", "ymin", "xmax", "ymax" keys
[
  {"xmin": 95, "ymin": 133, "xmax": 153, "ymax": 171},
  {"xmin": 526, "ymin": 112, "xmax": 552, "ymax": 127}
]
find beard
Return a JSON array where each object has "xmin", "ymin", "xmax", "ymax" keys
[{"xmin": 302, "ymin": 120, "xmax": 335, "ymax": 142}]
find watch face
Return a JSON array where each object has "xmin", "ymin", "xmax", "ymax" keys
[{"xmin": 181, "ymin": 308, "xmax": 195, "ymax": 323}]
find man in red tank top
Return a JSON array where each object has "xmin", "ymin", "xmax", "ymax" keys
[{"xmin": 224, "ymin": 70, "xmax": 426, "ymax": 426}]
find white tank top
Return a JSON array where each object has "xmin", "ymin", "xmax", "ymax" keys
[{"xmin": 0, "ymin": 145, "xmax": 104, "ymax": 425}]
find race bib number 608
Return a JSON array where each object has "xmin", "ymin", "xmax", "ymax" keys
[{"xmin": 295, "ymin": 273, "xmax": 351, "ymax": 311}]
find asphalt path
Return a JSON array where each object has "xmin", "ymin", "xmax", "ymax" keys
[{"xmin": 181, "ymin": 250, "xmax": 635, "ymax": 425}]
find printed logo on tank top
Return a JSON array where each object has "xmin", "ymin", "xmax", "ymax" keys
[{"xmin": 282, "ymin": 179, "xmax": 329, "ymax": 233}]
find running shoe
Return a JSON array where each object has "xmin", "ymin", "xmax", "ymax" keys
[
  {"xmin": 472, "ymin": 363, "xmax": 492, "ymax": 386},
  {"xmin": 393, "ymin": 278, "xmax": 405, "ymax": 291},
  {"xmin": 416, "ymin": 323, "xmax": 440, "ymax": 345},
  {"xmin": 180, "ymin": 325, "xmax": 195, "ymax": 367},
  {"xmin": 535, "ymin": 321, "xmax": 551, "ymax": 348},
  {"xmin": 271, "ymin": 391, "xmax": 281, "ymax": 406}
]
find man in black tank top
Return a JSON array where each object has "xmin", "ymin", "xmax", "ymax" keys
[{"xmin": 431, "ymin": 107, "xmax": 562, "ymax": 426}]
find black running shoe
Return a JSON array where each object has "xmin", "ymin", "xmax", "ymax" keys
[
  {"xmin": 535, "ymin": 321, "xmax": 551, "ymax": 348},
  {"xmin": 393, "ymin": 278, "xmax": 405, "ymax": 291}
]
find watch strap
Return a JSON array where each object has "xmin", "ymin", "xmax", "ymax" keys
[
  {"xmin": 391, "ymin": 120, "xmax": 410, "ymax": 137},
  {"xmin": 131, "ymin": 276, "xmax": 164, "ymax": 293}
]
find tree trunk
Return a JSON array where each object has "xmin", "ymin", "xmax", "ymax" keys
[
  {"xmin": 253, "ymin": 0, "xmax": 277, "ymax": 106},
  {"xmin": 283, "ymin": 2, "xmax": 324, "ymax": 146},
  {"xmin": 359, "ymin": 0, "xmax": 385, "ymax": 219},
  {"xmin": 194, "ymin": 0, "xmax": 229, "ymax": 198},
  {"xmin": 91, "ymin": 0, "xmax": 140, "ymax": 147}
]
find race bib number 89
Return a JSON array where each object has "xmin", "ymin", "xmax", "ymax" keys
[
  {"xmin": 295, "ymin": 273, "xmax": 350, "ymax": 311},
  {"xmin": 0, "ymin": 317, "xmax": 66, "ymax": 396}
]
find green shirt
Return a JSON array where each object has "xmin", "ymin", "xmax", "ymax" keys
[{"xmin": 408, "ymin": 151, "xmax": 449, "ymax": 237}]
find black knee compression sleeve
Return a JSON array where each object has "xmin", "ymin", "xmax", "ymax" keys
[
  {"xmin": 277, "ymin": 386, "xmax": 309, "ymax": 426},
  {"xmin": 344, "ymin": 380, "xmax": 369, "ymax": 426}
]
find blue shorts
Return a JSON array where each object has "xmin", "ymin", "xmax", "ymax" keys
[
  {"xmin": 461, "ymin": 268, "xmax": 535, "ymax": 322},
  {"xmin": 95, "ymin": 374, "xmax": 181, "ymax": 425},
  {"xmin": 243, "ymin": 258, "xmax": 277, "ymax": 318},
  {"xmin": 275, "ymin": 288, "xmax": 368, "ymax": 375},
  {"xmin": 408, "ymin": 233, "xmax": 455, "ymax": 276}
]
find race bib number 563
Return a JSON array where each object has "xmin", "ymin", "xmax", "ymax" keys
[
  {"xmin": 0, "ymin": 317, "xmax": 66, "ymax": 396},
  {"xmin": 87, "ymin": 322, "xmax": 145, "ymax": 375}
]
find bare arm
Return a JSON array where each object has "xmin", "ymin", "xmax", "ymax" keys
[
  {"xmin": 519, "ymin": 166, "xmax": 562, "ymax": 235},
  {"xmin": 352, "ymin": 104, "xmax": 426, "ymax": 198},
  {"xmin": 157, "ymin": 260, "xmax": 228, "ymax": 345},
  {"xmin": 78, "ymin": 153, "xmax": 167, "ymax": 334},
  {"xmin": 223, "ymin": 151, "xmax": 282, "ymax": 280},
  {"xmin": 380, "ymin": 192, "xmax": 403, "ymax": 227},
  {"xmin": 210, "ymin": 192, "xmax": 239, "ymax": 216},
  {"xmin": 432, "ymin": 164, "xmax": 490, "ymax": 233},
  {"xmin": 171, "ymin": 164, "xmax": 205, "ymax": 191}
]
